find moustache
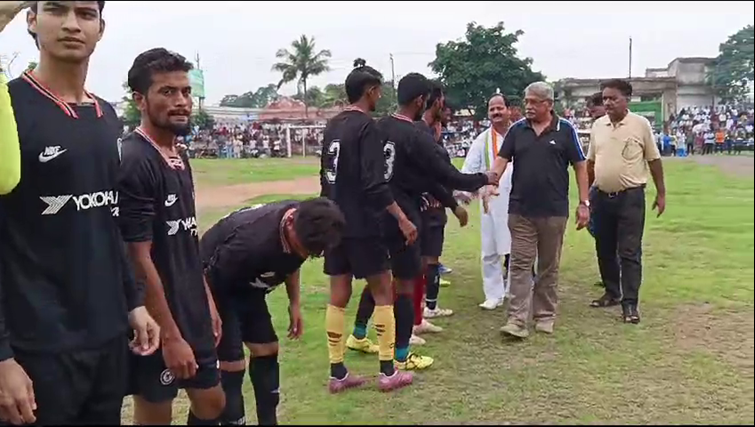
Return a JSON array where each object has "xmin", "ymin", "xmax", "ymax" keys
[{"xmin": 169, "ymin": 110, "xmax": 191, "ymax": 117}]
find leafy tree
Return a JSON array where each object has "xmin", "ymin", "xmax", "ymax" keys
[
  {"xmin": 272, "ymin": 35, "xmax": 331, "ymax": 117},
  {"xmin": 708, "ymin": 24, "xmax": 754, "ymax": 103},
  {"xmin": 121, "ymin": 82, "xmax": 141, "ymax": 129},
  {"xmin": 429, "ymin": 21, "xmax": 545, "ymax": 120},
  {"xmin": 219, "ymin": 84, "xmax": 279, "ymax": 108},
  {"xmin": 375, "ymin": 81, "xmax": 398, "ymax": 116},
  {"xmin": 26, "ymin": 61, "xmax": 37, "ymax": 72},
  {"xmin": 293, "ymin": 85, "xmax": 327, "ymax": 107},
  {"xmin": 192, "ymin": 109, "xmax": 215, "ymax": 130},
  {"xmin": 322, "ymin": 83, "xmax": 347, "ymax": 107}
]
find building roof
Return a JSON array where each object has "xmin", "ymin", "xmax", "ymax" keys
[{"xmin": 559, "ymin": 77, "xmax": 677, "ymax": 87}]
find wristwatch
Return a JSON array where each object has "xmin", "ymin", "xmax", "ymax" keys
[{"xmin": 579, "ymin": 200, "xmax": 591, "ymax": 208}]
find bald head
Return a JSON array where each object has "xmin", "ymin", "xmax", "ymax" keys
[{"xmin": 488, "ymin": 94, "xmax": 509, "ymax": 124}]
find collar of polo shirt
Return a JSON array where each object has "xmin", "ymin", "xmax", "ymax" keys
[
  {"xmin": 524, "ymin": 110, "xmax": 560, "ymax": 132},
  {"xmin": 605, "ymin": 109, "xmax": 632, "ymax": 127}
]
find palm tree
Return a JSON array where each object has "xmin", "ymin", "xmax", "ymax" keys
[
  {"xmin": 272, "ymin": 35, "xmax": 331, "ymax": 117},
  {"xmin": 26, "ymin": 61, "xmax": 37, "ymax": 73}
]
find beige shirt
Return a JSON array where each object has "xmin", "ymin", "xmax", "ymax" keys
[{"xmin": 588, "ymin": 112, "xmax": 661, "ymax": 193}]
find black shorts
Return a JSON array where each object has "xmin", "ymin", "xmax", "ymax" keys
[
  {"xmin": 383, "ymin": 212, "xmax": 422, "ymax": 280},
  {"xmin": 216, "ymin": 288, "xmax": 278, "ymax": 362},
  {"xmin": 11, "ymin": 335, "xmax": 128, "ymax": 425},
  {"xmin": 129, "ymin": 347, "xmax": 220, "ymax": 403},
  {"xmin": 420, "ymin": 219, "xmax": 445, "ymax": 258},
  {"xmin": 324, "ymin": 237, "xmax": 389, "ymax": 279}
]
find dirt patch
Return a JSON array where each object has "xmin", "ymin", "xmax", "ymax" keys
[
  {"xmin": 685, "ymin": 155, "xmax": 754, "ymax": 177},
  {"xmin": 195, "ymin": 176, "xmax": 320, "ymax": 210},
  {"xmin": 672, "ymin": 303, "xmax": 754, "ymax": 377}
]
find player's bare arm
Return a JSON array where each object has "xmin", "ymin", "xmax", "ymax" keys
[
  {"xmin": 285, "ymin": 269, "xmax": 303, "ymax": 339},
  {"xmin": 204, "ymin": 276, "xmax": 222, "ymax": 347}
]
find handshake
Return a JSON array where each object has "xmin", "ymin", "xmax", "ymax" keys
[{"xmin": 484, "ymin": 171, "xmax": 500, "ymax": 186}]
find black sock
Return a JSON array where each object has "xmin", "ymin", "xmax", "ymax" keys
[
  {"xmin": 219, "ymin": 369, "xmax": 247, "ymax": 425},
  {"xmin": 187, "ymin": 411, "xmax": 219, "ymax": 425},
  {"xmin": 393, "ymin": 294, "xmax": 414, "ymax": 362},
  {"xmin": 353, "ymin": 286, "xmax": 375, "ymax": 339},
  {"xmin": 379, "ymin": 360, "xmax": 395, "ymax": 376},
  {"xmin": 250, "ymin": 355, "xmax": 280, "ymax": 426},
  {"xmin": 330, "ymin": 362, "xmax": 347, "ymax": 380},
  {"xmin": 425, "ymin": 264, "xmax": 440, "ymax": 310}
]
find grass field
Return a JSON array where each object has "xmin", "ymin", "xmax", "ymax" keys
[
  {"xmin": 125, "ymin": 158, "xmax": 754, "ymax": 425},
  {"xmin": 191, "ymin": 158, "xmax": 320, "ymax": 186}
]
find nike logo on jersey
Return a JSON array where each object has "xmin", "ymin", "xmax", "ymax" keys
[
  {"xmin": 165, "ymin": 194, "xmax": 178, "ymax": 207},
  {"xmin": 38, "ymin": 146, "xmax": 67, "ymax": 163}
]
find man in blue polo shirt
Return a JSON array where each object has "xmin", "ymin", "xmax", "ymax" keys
[{"xmin": 488, "ymin": 81, "xmax": 590, "ymax": 338}]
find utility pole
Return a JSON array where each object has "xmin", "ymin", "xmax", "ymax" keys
[
  {"xmin": 628, "ymin": 37, "xmax": 633, "ymax": 78},
  {"xmin": 195, "ymin": 52, "xmax": 205, "ymax": 110},
  {"xmin": 390, "ymin": 53, "xmax": 397, "ymax": 102}
]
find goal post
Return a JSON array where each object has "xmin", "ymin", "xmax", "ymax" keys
[{"xmin": 284, "ymin": 124, "xmax": 326, "ymax": 158}]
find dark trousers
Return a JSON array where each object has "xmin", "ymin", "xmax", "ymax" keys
[{"xmin": 593, "ymin": 186, "xmax": 646, "ymax": 305}]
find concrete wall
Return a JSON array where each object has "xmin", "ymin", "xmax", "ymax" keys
[{"xmin": 670, "ymin": 59, "xmax": 710, "ymax": 85}]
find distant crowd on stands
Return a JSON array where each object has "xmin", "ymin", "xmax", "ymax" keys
[
  {"xmin": 182, "ymin": 121, "xmax": 325, "ymax": 158},
  {"xmin": 660, "ymin": 104, "xmax": 754, "ymax": 156}
]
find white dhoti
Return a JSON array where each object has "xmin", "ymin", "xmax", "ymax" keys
[{"xmin": 462, "ymin": 128, "xmax": 513, "ymax": 303}]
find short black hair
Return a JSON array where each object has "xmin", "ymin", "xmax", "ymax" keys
[
  {"xmin": 600, "ymin": 79, "xmax": 633, "ymax": 98},
  {"xmin": 397, "ymin": 73, "xmax": 430, "ymax": 107},
  {"xmin": 490, "ymin": 93, "xmax": 510, "ymax": 108},
  {"xmin": 293, "ymin": 197, "xmax": 346, "ymax": 257},
  {"xmin": 345, "ymin": 59, "xmax": 383, "ymax": 104},
  {"xmin": 587, "ymin": 92, "xmax": 603, "ymax": 107},
  {"xmin": 127, "ymin": 48, "xmax": 194, "ymax": 95},
  {"xmin": 28, "ymin": 1, "xmax": 106, "ymax": 42},
  {"xmin": 425, "ymin": 81, "xmax": 444, "ymax": 111}
]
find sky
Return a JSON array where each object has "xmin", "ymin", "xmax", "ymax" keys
[{"xmin": 1, "ymin": 1, "xmax": 753, "ymax": 105}]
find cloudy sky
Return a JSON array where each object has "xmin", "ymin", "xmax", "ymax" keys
[{"xmin": 1, "ymin": 1, "xmax": 752, "ymax": 104}]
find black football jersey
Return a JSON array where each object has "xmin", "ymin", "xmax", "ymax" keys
[
  {"xmin": 320, "ymin": 108, "xmax": 394, "ymax": 237},
  {"xmin": 201, "ymin": 201, "xmax": 305, "ymax": 296},
  {"xmin": 117, "ymin": 129, "xmax": 214, "ymax": 359},
  {"xmin": 0, "ymin": 72, "xmax": 137, "ymax": 359}
]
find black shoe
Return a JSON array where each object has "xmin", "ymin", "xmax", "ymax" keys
[{"xmin": 622, "ymin": 304, "xmax": 640, "ymax": 324}]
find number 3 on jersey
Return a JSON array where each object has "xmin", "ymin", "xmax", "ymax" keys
[
  {"xmin": 324, "ymin": 140, "xmax": 341, "ymax": 184},
  {"xmin": 325, "ymin": 140, "xmax": 395, "ymax": 183},
  {"xmin": 384, "ymin": 141, "xmax": 396, "ymax": 181}
]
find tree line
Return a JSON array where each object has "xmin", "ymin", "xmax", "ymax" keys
[{"xmin": 219, "ymin": 22, "xmax": 754, "ymax": 118}]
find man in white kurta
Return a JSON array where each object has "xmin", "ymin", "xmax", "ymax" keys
[{"xmin": 461, "ymin": 95, "xmax": 514, "ymax": 310}]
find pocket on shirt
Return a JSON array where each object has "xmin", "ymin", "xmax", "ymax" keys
[{"xmin": 621, "ymin": 137, "xmax": 644, "ymax": 161}]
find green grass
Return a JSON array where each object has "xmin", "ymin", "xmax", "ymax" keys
[
  {"xmin": 191, "ymin": 158, "xmax": 320, "ymax": 186},
  {"xmin": 126, "ymin": 159, "xmax": 754, "ymax": 424}
]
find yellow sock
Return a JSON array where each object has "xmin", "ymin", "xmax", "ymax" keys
[
  {"xmin": 326, "ymin": 304, "xmax": 346, "ymax": 364},
  {"xmin": 373, "ymin": 305, "xmax": 396, "ymax": 362}
]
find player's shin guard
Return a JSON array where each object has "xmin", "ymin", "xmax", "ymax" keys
[
  {"xmin": 219, "ymin": 369, "xmax": 247, "ymax": 425},
  {"xmin": 326, "ymin": 304, "xmax": 347, "ymax": 379},
  {"xmin": 425, "ymin": 264, "xmax": 441, "ymax": 311},
  {"xmin": 353, "ymin": 286, "xmax": 375, "ymax": 339},
  {"xmin": 394, "ymin": 294, "xmax": 414, "ymax": 363},
  {"xmin": 413, "ymin": 274, "xmax": 425, "ymax": 326},
  {"xmin": 373, "ymin": 305, "xmax": 396, "ymax": 376},
  {"xmin": 250, "ymin": 355, "xmax": 280, "ymax": 426}
]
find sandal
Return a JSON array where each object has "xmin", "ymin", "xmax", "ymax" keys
[
  {"xmin": 590, "ymin": 293, "xmax": 620, "ymax": 308},
  {"xmin": 622, "ymin": 304, "xmax": 641, "ymax": 324}
]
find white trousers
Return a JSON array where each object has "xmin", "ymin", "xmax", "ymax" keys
[{"xmin": 480, "ymin": 199, "xmax": 511, "ymax": 302}]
